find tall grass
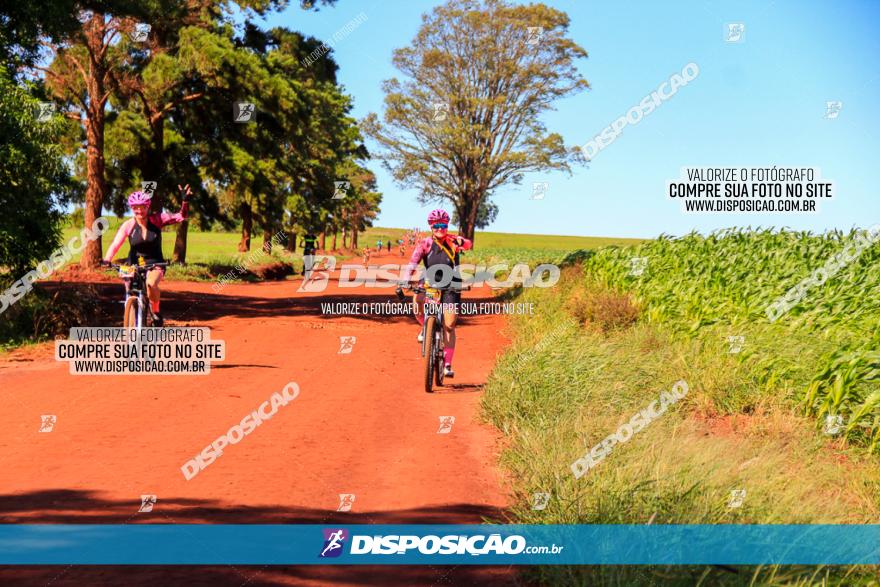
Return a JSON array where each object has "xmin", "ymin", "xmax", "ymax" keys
[
  {"xmin": 481, "ymin": 231, "xmax": 880, "ymax": 585},
  {"xmin": 581, "ymin": 228, "xmax": 880, "ymax": 450}
]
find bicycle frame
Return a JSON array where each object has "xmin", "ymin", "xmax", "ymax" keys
[
  {"xmin": 396, "ymin": 283, "xmax": 453, "ymax": 392},
  {"xmin": 127, "ymin": 271, "xmax": 148, "ymax": 329},
  {"xmin": 110, "ymin": 262, "xmax": 167, "ymax": 329}
]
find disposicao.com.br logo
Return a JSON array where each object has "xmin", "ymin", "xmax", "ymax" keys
[
  {"xmin": 319, "ymin": 529, "xmax": 349, "ymax": 558},
  {"xmin": 319, "ymin": 530, "xmax": 563, "ymax": 557}
]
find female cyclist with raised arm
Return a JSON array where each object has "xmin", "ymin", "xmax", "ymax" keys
[
  {"xmin": 402, "ymin": 209, "xmax": 472, "ymax": 378},
  {"xmin": 102, "ymin": 185, "xmax": 190, "ymax": 326}
]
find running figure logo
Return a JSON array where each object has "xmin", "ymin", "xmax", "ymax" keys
[
  {"xmin": 333, "ymin": 181, "xmax": 350, "ymax": 200},
  {"xmin": 437, "ymin": 416, "xmax": 455, "ymax": 434},
  {"xmin": 130, "ymin": 22, "xmax": 151, "ymax": 42},
  {"xmin": 432, "ymin": 102, "xmax": 448, "ymax": 122},
  {"xmin": 39, "ymin": 415, "xmax": 56, "ymax": 432},
  {"xmin": 234, "ymin": 102, "xmax": 256, "ymax": 123},
  {"xmin": 531, "ymin": 492, "xmax": 550, "ymax": 511},
  {"xmin": 319, "ymin": 528, "xmax": 348, "ymax": 558},
  {"xmin": 725, "ymin": 23, "xmax": 745, "ymax": 43},
  {"xmin": 726, "ymin": 335, "xmax": 744, "ymax": 354},
  {"xmin": 727, "ymin": 489, "xmax": 746, "ymax": 509},
  {"xmin": 629, "ymin": 257, "xmax": 648, "ymax": 277},
  {"xmin": 531, "ymin": 182, "xmax": 549, "ymax": 200},
  {"xmin": 337, "ymin": 494, "xmax": 355, "ymax": 512},
  {"xmin": 824, "ymin": 101, "xmax": 843, "ymax": 119},
  {"xmin": 141, "ymin": 181, "xmax": 157, "ymax": 195},
  {"xmin": 338, "ymin": 336, "xmax": 356, "ymax": 354},
  {"xmin": 36, "ymin": 102, "xmax": 56, "ymax": 122},
  {"xmin": 527, "ymin": 26, "xmax": 543, "ymax": 46},
  {"xmin": 823, "ymin": 413, "xmax": 845, "ymax": 435},
  {"xmin": 139, "ymin": 494, "xmax": 157, "ymax": 513}
]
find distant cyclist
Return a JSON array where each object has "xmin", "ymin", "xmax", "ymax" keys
[
  {"xmin": 402, "ymin": 209, "xmax": 472, "ymax": 378},
  {"xmin": 301, "ymin": 233, "xmax": 318, "ymax": 277},
  {"xmin": 376, "ymin": 239, "xmax": 383, "ymax": 253},
  {"xmin": 362, "ymin": 246, "xmax": 371, "ymax": 265},
  {"xmin": 102, "ymin": 185, "xmax": 190, "ymax": 327}
]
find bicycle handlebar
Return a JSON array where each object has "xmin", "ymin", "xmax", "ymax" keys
[
  {"xmin": 107, "ymin": 262, "xmax": 169, "ymax": 271},
  {"xmin": 395, "ymin": 282, "xmax": 472, "ymax": 298}
]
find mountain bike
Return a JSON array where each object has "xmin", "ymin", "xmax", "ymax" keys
[
  {"xmin": 396, "ymin": 282, "xmax": 469, "ymax": 393},
  {"xmin": 109, "ymin": 262, "xmax": 168, "ymax": 329}
]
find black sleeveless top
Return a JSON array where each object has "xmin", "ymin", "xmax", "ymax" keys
[
  {"xmin": 128, "ymin": 220, "xmax": 164, "ymax": 264},
  {"xmin": 422, "ymin": 239, "xmax": 461, "ymax": 289}
]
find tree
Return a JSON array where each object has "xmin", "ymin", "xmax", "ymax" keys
[
  {"xmin": 0, "ymin": 0, "xmax": 83, "ymax": 277},
  {"xmin": 334, "ymin": 160, "xmax": 380, "ymax": 249},
  {"xmin": 0, "ymin": 0, "xmax": 82, "ymax": 78},
  {"xmin": 453, "ymin": 199, "xmax": 497, "ymax": 230},
  {"xmin": 109, "ymin": 3, "xmax": 336, "ymax": 263},
  {"xmin": 0, "ymin": 70, "xmax": 70, "ymax": 278},
  {"xmin": 40, "ymin": 10, "xmax": 129, "ymax": 268},
  {"xmin": 363, "ymin": 0, "xmax": 588, "ymax": 241}
]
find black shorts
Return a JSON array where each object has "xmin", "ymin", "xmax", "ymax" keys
[{"xmin": 420, "ymin": 281, "xmax": 462, "ymax": 306}]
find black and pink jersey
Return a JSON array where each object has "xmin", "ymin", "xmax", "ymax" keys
[{"xmin": 402, "ymin": 235, "xmax": 473, "ymax": 287}]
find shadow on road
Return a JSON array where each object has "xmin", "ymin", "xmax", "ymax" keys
[
  {"xmin": 0, "ymin": 488, "xmax": 522, "ymax": 586},
  {"xmin": 40, "ymin": 279, "xmax": 506, "ymax": 327}
]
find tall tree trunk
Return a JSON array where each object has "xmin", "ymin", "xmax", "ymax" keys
[
  {"xmin": 82, "ymin": 105, "xmax": 106, "ymax": 268},
  {"xmin": 238, "ymin": 202, "xmax": 252, "ymax": 252},
  {"xmin": 286, "ymin": 231, "xmax": 297, "ymax": 252},
  {"xmin": 331, "ymin": 231, "xmax": 337, "ymax": 251},
  {"xmin": 320, "ymin": 230, "xmax": 326, "ymax": 251},
  {"xmin": 262, "ymin": 228, "xmax": 272, "ymax": 254},
  {"xmin": 145, "ymin": 118, "xmax": 165, "ymax": 209},
  {"xmin": 342, "ymin": 225, "xmax": 347, "ymax": 249},
  {"xmin": 457, "ymin": 194, "xmax": 479, "ymax": 242},
  {"xmin": 80, "ymin": 14, "xmax": 110, "ymax": 269},
  {"xmin": 173, "ymin": 220, "xmax": 189, "ymax": 264},
  {"xmin": 352, "ymin": 226, "xmax": 358, "ymax": 249}
]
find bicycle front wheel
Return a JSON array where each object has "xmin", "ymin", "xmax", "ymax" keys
[
  {"xmin": 141, "ymin": 296, "xmax": 150, "ymax": 327},
  {"xmin": 434, "ymin": 325, "xmax": 445, "ymax": 387},
  {"xmin": 423, "ymin": 316, "xmax": 436, "ymax": 393},
  {"xmin": 123, "ymin": 297, "xmax": 139, "ymax": 329}
]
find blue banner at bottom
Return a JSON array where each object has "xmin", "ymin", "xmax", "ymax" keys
[{"xmin": 0, "ymin": 525, "xmax": 877, "ymax": 565}]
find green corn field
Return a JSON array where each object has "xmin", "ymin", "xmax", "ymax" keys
[{"xmin": 579, "ymin": 228, "xmax": 880, "ymax": 451}]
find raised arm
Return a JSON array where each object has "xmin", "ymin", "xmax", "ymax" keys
[
  {"xmin": 453, "ymin": 235, "xmax": 473, "ymax": 251},
  {"xmin": 152, "ymin": 201, "xmax": 189, "ymax": 228},
  {"xmin": 153, "ymin": 184, "xmax": 191, "ymax": 227}
]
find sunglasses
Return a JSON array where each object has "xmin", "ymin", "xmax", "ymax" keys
[{"xmin": 431, "ymin": 223, "xmax": 448, "ymax": 229}]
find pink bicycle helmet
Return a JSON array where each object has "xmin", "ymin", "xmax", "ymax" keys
[
  {"xmin": 127, "ymin": 190, "xmax": 152, "ymax": 207},
  {"xmin": 427, "ymin": 209, "xmax": 450, "ymax": 224}
]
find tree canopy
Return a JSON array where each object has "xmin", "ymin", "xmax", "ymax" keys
[{"xmin": 363, "ymin": 0, "xmax": 588, "ymax": 240}]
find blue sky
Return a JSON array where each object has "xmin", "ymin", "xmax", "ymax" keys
[{"xmin": 262, "ymin": 0, "xmax": 880, "ymax": 238}]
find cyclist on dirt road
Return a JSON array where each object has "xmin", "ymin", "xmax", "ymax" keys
[
  {"xmin": 402, "ymin": 209, "xmax": 472, "ymax": 378},
  {"xmin": 301, "ymin": 233, "xmax": 318, "ymax": 277},
  {"xmin": 102, "ymin": 185, "xmax": 190, "ymax": 327}
]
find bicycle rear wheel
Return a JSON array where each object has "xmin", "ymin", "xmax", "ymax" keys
[
  {"xmin": 123, "ymin": 297, "xmax": 139, "ymax": 328},
  {"xmin": 423, "ymin": 316, "xmax": 436, "ymax": 393}
]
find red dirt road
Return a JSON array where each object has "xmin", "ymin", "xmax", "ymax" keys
[{"xmin": 0, "ymin": 251, "xmax": 519, "ymax": 586}]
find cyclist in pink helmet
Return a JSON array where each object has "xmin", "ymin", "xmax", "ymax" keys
[
  {"xmin": 102, "ymin": 185, "xmax": 191, "ymax": 326},
  {"xmin": 402, "ymin": 208, "xmax": 472, "ymax": 378}
]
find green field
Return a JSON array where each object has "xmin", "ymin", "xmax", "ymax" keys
[
  {"xmin": 59, "ymin": 219, "xmax": 642, "ymax": 279},
  {"xmin": 482, "ymin": 227, "xmax": 880, "ymax": 585}
]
